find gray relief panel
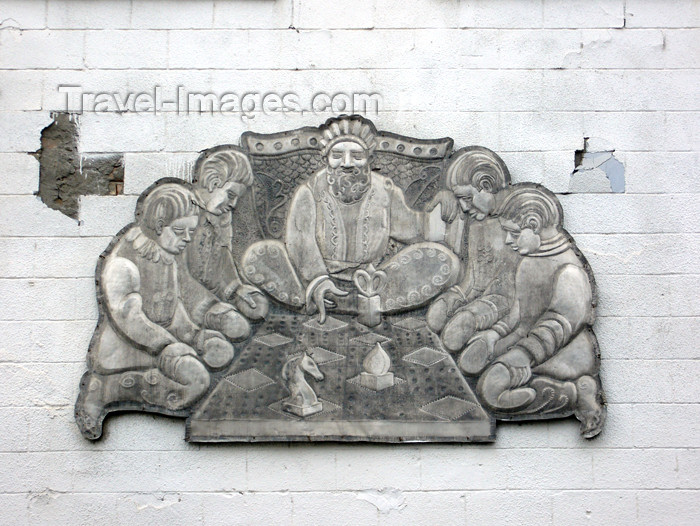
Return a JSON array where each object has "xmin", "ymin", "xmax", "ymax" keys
[{"xmin": 75, "ymin": 115, "xmax": 606, "ymax": 443}]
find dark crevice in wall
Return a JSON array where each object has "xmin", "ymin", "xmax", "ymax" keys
[
  {"xmin": 34, "ymin": 112, "xmax": 124, "ymax": 219},
  {"xmin": 569, "ymin": 137, "xmax": 625, "ymax": 194}
]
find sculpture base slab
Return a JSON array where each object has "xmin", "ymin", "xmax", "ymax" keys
[
  {"xmin": 187, "ymin": 419, "xmax": 494, "ymax": 443},
  {"xmin": 283, "ymin": 400, "xmax": 323, "ymax": 417},
  {"xmin": 360, "ymin": 372, "xmax": 394, "ymax": 390}
]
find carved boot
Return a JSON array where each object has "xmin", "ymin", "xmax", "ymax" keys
[
  {"xmin": 194, "ymin": 329, "xmax": 236, "ymax": 370},
  {"xmin": 518, "ymin": 377, "xmax": 578, "ymax": 416},
  {"xmin": 74, "ymin": 371, "xmax": 107, "ymax": 440},
  {"xmin": 204, "ymin": 303, "xmax": 251, "ymax": 342},
  {"xmin": 574, "ymin": 375, "xmax": 607, "ymax": 439},
  {"xmin": 476, "ymin": 363, "xmax": 537, "ymax": 412},
  {"xmin": 440, "ymin": 309, "xmax": 477, "ymax": 353},
  {"xmin": 458, "ymin": 337, "xmax": 495, "ymax": 376},
  {"xmin": 115, "ymin": 368, "xmax": 209, "ymax": 411}
]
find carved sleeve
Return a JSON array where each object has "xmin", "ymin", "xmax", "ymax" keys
[
  {"xmin": 219, "ymin": 247, "xmax": 242, "ymax": 296},
  {"xmin": 388, "ymin": 184, "xmax": 424, "ymax": 244},
  {"xmin": 178, "ymin": 253, "xmax": 223, "ymax": 326},
  {"xmin": 460, "ymin": 293, "xmax": 513, "ymax": 332},
  {"xmin": 102, "ymin": 256, "xmax": 177, "ymax": 354},
  {"xmin": 168, "ymin": 300, "xmax": 200, "ymax": 346},
  {"xmin": 186, "ymin": 219, "xmax": 242, "ymax": 300},
  {"xmin": 285, "ymin": 185, "xmax": 329, "ymax": 286},
  {"xmin": 514, "ymin": 264, "xmax": 593, "ymax": 365}
]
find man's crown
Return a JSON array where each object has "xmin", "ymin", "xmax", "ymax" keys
[{"xmin": 319, "ymin": 115, "xmax": 378, "ymax": 155}]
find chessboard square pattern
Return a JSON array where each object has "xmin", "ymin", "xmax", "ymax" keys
[
  {"xmin": 303, "ymin": 316, "xmax": 348, "ymax": 331},
  {"xmin": 421, "ymin": 396, "xmax": 478, "ymax": 420},
  {"xmin": 351, "ymin": 332, "xmax": 390, "ymax": 345},
  {"xmin": 226, "ymin": 368, "xmax": 276, "ymax": 392},
  {"xmin": 392, "ymin": 317, "xmax": 426, "ymax": 330},
  {"xmin": 254, "ymin": 332, "xmax": 293, "ymax": 347},
  {"xmin": 308, "ymin": 346, "xmax": 346, "ymax": 365},
  {"xmin": 403, "ymin": 346, "xmax": 447, "ymax": 367}
]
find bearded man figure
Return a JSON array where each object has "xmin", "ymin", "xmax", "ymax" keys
[{"xmin": 241, "ymin": 115, "xmax": 461, "ymax": 323}]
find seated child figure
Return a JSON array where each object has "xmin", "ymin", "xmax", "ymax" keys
[
  {"xmin": 186, "ymin": 147, "xmax": 268, "ymax": 327},
  {"xmin": 75, "ymin": 183, "xmax": 236, "ymax": 440},
  {"xmin": 426, "ymin": 147, "xmax": 518, "ymax": 352},
  {"xmin": 466, "ymin": 184, "xmax": 606, "ymax": 438}
]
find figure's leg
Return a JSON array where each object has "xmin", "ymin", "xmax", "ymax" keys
[
  {"xmin": 426, "ymin": 286, "xmax": 467, "ymax": 333},
  {"xmin": 194, "ymin": 330, "xmax": 236, "ymax": 370},
  {"xmin": 530, "ymin": 329, "xmax": 606, "ymax": 438},
  {"xmin": 476, "ymin": 329, "xmax": 606, "ymax": 438},
  {"xmin": 476, "ymin": 363, "xmax": 538, "ymax": 411},
  {"xmin": 378, "ymin": 242, "xmax": 460, "ymax": 314},
  {"xmin": 205, "ymin": 302, "xmax": 252, "ymax": 342},
  {"xmin": 531, "ymin": 329, "xmax": 598, "ymax": 380},
  {"xmin": 241, "ymin": 240, "xmax": 305, "ymax": 308},
  {"xmin": 441, "ymin": 293, "xmax": 511, "ymax": 353},
  {"xmin": 75, "ymin": 344, "xmax": 210, "ymax": 440}
]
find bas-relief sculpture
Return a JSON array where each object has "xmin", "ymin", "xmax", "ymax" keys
[{"xmin": 75, "ymin": 115, "xmax": 606, "ymax": 443}]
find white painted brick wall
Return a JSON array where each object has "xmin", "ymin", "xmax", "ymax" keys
[{"xmin": 0, "ymin": 1, "xmax": 698, "ymax": 524}]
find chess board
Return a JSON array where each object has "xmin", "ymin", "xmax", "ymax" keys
[{"xmin": 186, "ymin": 311, "xmax": 495, "ymax": 443}]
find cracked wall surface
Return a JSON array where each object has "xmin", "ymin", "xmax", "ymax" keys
[
  {"xmin": 0, "ymin": 1, "xmax": 698, "ymax": 525},
  {"xmin": 570, "ymin": 137, "xmax": 626, "ymax": 193}
]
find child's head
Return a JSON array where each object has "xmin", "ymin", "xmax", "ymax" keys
[
  {"xmin": 139, "ymin": 183, "xmax": 199, "ymax": 254},
  {"xmin": 446, "ymin": 147, "xmax": 510, "ymax": 221},
  {"xmin": 193, "ymin": 149, "xmax": 254, "ymax": 215},
  {"xmin": 497, "ymin": 184, "xmax": 562, "ymax": 255}
]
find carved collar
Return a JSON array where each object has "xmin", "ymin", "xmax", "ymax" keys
[
  {"xmin": 125, "ymin": 226, "xmax": 175, "ymax": 264},
  {"xmin": 529, "ymin": 232, "xmax": 571, "ymax": 257}
]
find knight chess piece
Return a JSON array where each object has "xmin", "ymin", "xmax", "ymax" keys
[{"xmin": 281, "ymin": 352, "xmax": 325, "ymax": 417}]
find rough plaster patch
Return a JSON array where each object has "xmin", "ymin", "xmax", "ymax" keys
[
  {"xmin": 35, "ymin": 112, "xmax": 124, "ymax": 219},
  {"xmin": 28, "ymin": 489, "xmax": 66, "ymax": 505}
]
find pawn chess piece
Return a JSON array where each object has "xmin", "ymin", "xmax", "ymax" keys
[{"xmin": 360, "ymin": 342, "xmax": 395, "ymax": 391}]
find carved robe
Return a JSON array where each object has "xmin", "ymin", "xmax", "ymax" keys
[
  {"xmin": 492, "ymin": 236, "xmax": 598, "ymax": 374},
  {"xmin": 186, "ymin": 210, "xmax": 241, "ymax": 300},
  {"xmin": 90, "ymin": 227, "xmax": 201, "ymax": 374},
  {"xmin": 285, "ymin": 169, "xmax": 425, "ymax": 285}
]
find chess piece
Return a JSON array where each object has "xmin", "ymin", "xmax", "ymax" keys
[
  {"xmin": 360, "ymin": 342, "xmax": 395, "ymax": 390},
  {"xmin": 353, "ymin": 264, "xmax": 386, "ymax": 327},
  {"xmin": 281, "ymin": 352, "xmax": 324, "ymax": 417}
]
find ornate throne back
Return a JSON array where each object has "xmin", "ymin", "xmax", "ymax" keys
[{"xmin": 225, "ymin": 122, "xmax": 454, "ymax": 263}]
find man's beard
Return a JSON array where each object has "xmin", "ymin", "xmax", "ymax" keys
[{"xmin": 327, "ymin": 165, "xmax": 371, "ymax": 204}]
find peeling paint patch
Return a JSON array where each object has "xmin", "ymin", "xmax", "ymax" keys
[
  {"xmin": 569, "ymin": 137, "xmax": 625, "ymax": 193},
  {"xmin": 356, "ymin": 488, "xmax": 406, "ymax": 513},
  {"xmin": 122, "ymin": 493, "xmax": 182, "ymax": 511},
  {"xmin": 35, "ymin": 112, "xmax": 124, "ymax": 219}
]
